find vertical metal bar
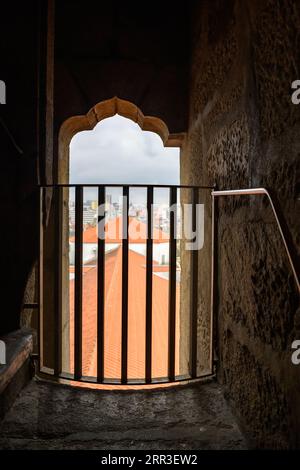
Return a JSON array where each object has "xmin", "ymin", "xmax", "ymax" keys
[
  {"xmin": 190, "ymin": 187, "xmax": 198, "ymax": 378},
  {"xmin": 210, "ymin": 191, "xmax": 217, "ymax": 374},
  {"xmin": 121, "ymin": 186, "xmax": 129, "ymax": 384},
  {"xmin": 54, "ymin": 186, "xmax": 63, "ymax": 376},
  {"xmin": 168, "ymin": 186, "xmax": 177, "ymax": 381},
  {"xmin": 97, "ymin": 186, "xmax": 105, "ymax": 382},
  {"xmin": 145, "ymin": 186, "xmax": 153, "ymax": 383},
  {"xmin": 38, "ymin": 187, "xmax": 44, "ymax": 373},
  {"xmin": 74, "ymin": 186, "xmax": 83, "ymax": 380}
]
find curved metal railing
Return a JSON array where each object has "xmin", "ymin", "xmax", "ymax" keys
[
  {"xmin": 211, "ymin": 188, "xmax": 300, "ymax": 294},
  {"xmin": 27, "ymin": 185, "xmax": 299, "ymax": 388},
  {"xmin": 37, "ymin": 183, "xmax": 215, "ymax": 386}
]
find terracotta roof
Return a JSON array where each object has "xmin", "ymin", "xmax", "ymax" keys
[
  {"xmin": 69, "ymin": 247, "xmax": 180, "ymax": 380},
  {"xmin": 69, "ymin": 265, "xmax": 95, "ymax": 274},
  {"xmin": 69, "ymin": 216, "xmax": 169, "ymax": 244}
]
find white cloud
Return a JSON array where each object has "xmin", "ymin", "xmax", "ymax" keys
[{"xmin": 69, "ymin": 114, "xmax": 180, "ymax": 186}]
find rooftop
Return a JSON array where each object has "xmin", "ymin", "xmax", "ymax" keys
[
  {"xmin": 68, "ymin": 247, "xmax": 180, "ymax": 380},
  {"xmin": 69, "ymin": 216, "xmax": 170, "ymax": 244}
]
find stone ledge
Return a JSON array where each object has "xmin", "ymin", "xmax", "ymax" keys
[{"xmin": 0, "ymin": 329, "xmax": 33, "ymax": 418}]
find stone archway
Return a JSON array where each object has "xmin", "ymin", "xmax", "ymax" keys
[
  {"xmin": 58, "ymin": 96, "xmax": 185, "ymax": 184},
  {"xmin": 51, "ymin": 97, "xmax": 186, "ymax": 377}
]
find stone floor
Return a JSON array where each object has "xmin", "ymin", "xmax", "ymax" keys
[{"xmin": 0, "ymin": 378, "xmax": 247, "ymax": 450}]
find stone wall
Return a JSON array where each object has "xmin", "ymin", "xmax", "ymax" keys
[
  {"xmin": 183, "ymin": 0, "xmax": 300, "ymax": 448},
  {"xmin": 0, "ymin": 2, "xmax": 39, "ymax": 335},
  {"xmin": 54, "ymin": 1, "xmax": 190, "ymax": 142},
  {"xmin": 0, "ymin": 0, "xmax": 190, "ymax": 337}
]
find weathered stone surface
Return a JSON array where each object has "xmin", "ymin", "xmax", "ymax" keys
[
  {"xmin": 0, "ymin": 329, "xmax": 33, "ymax": 419},
  {"xmin": 0, "ymin": 2, "xmax": 40, "ymax": 335},
  {"xmin": 207, "ymin": 114, "xmax": 250, "ymax": 189},
  {"xmin": 54, "ymin": 1, "xmax": 189, "ymax": 134},
  {"xmin": 0, "ymin": 329, "xmax": 33, "ymax": 394},
  {"xmin": 251, "ymin": 0, "xmax": 300, "ymax": 139},
  {"xmin": 190, "ymin": 2, "xmax": 238, "ymax": 120},
  {"xmin": 222, "ymin": 334, "xmax": 290, "ymax": 449},
  {"xmin": 0, "ymin": 379, "xmax": 247, "ymax": 450},
  {"xmin": 21, "ymin": 263, "xmax": 38, "ymax": 332},
  {"xmin": 182, "ymin": 0, "xmax": 300, "ymax": 448}
]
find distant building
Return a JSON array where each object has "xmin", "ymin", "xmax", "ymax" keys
[
  {"xmin": 69, "ymin": 216, "xmax": 170, "ymax": 266},
  {"xmin": 69, "ymin": 207, "xmax": 97, "ymax": 228}
]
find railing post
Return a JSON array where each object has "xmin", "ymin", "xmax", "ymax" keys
[
  {"xmin": 121, "ymin": 186, "xmax": 129, "ymax": 384},
  {"xmin": 168, "ymin": 186, "xmax": 177, "ymax": 382},
  {"xmin": 190, "ymin": 187, "xmax": 199, "ymax": 378},
  {"xmin": 210, "ymin": 188, "xmax": 218, "ymax": 374},
  {"xmin": 38, "ymin": 186, "xmax": 44, "ymax": 374},
  {"xmin": 97, "ymin": 186, "xmax": 106, "ymax": 383},
  {"xmin": 145, "ymin": 186, "xmax": 153, "ymax": 384},
  {"xmin": 54, "ymin": 186, "xmax": 63, "ymax": 376},
  {"xmin": 74, "ymin": 186, "xmax": 83, "ymax": 380}
]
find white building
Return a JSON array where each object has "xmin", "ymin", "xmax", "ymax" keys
[{"xmin": 69, "ymin": 216, "xmax": 169, "ymax": 266}]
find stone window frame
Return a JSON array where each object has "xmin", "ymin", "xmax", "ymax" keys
[
  {"xmin": 43, "ymin": 96, "xmax": 186, "ymax": 376},
  {"xmin": 58, "ymin": 96, "xmax": 185, "ymax": 184}
]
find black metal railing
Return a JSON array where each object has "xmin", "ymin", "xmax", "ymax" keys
[
  {"xmin": 38, "ymin": 184, "xmax": 214, "ymax": 385},
  {"xmin": 28, "ymin": 184, "xmax": 300, "ymax": 387}
]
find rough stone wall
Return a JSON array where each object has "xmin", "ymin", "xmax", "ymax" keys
[
  {"xmin": 183, "ymin": 0, "xmax": 300, "ymax": 448},
  {"xmin": 0, "ymin": 2, "xmax": 39, "ymax": 335},
  {"xmin": 54, "ymin": 1, "xmax": 190, "ymax": 141}
]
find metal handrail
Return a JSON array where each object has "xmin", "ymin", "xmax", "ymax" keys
[{"xmin": 212, "ymin": 188, "xmax": 300, "ymax": 294}]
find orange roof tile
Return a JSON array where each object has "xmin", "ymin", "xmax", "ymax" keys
[
  {"xmin": 68, "ymin": 247, "xmax": 180, "ymax": 380},
  {"xmin": 69, "ymin": 216, "xmax": 169, "ymax": 244}
]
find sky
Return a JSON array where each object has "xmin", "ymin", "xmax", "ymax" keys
[{"xmin": 70, "ymin": 114, "xmax": 180, "ymax": 186}]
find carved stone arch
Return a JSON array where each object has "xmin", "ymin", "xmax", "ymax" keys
[
  {"xmin": 49, "ymin": 97, "xmax": 186, "ymax": 374},
  {"xmin": 58, "ymin": 96, "xmax": 185, "ymax": 183}
]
